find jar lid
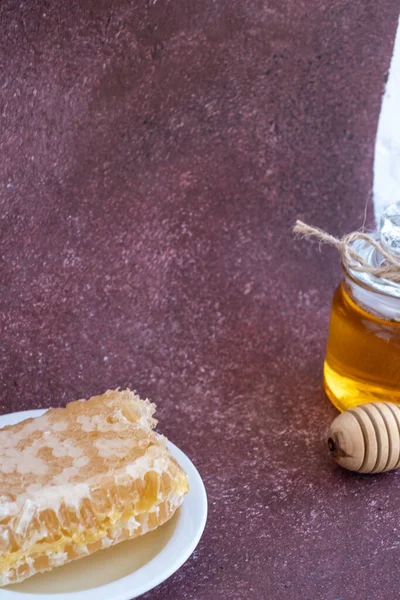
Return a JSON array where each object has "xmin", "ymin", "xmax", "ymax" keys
[{"xmin": 347, "ymin": 202, "xmax": 400, "ymax": 300}]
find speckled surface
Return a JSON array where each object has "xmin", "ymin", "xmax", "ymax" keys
[{"xmin": 0, "ymin": 1, "xmax": 399, "ymax": 598}]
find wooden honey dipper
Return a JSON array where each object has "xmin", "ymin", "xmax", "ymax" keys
[{"xmin": 328, "ymin": 402, "xmax": 400, "ymax": 474}]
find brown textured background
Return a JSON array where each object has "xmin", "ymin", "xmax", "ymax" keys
[{"xmin": 1, "ymin": 1, "xmax": 400, "ymax": 598}]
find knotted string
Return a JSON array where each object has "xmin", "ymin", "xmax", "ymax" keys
[{"xmin": 293, "ymin": 220, "xmax": 400, "ymax": 284}]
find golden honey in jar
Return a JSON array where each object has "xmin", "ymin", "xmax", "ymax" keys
[{"xmin": 324, "ymin": 203, "xmax": 400, "ymax": 412}]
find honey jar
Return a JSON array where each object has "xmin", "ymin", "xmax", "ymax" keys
[{"xmin": 323, "ymin": 203, "xmax": 400, "ymax": 411}]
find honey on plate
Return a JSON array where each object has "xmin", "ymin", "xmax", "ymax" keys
[{"xmin": 323, "ymin": 202, "xmax": 400, "ymax": 412}]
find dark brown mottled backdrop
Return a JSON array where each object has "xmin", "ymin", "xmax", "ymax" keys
[{"xmin": 1, "ymin": 1, "xmax": 399, "ymax": 598}]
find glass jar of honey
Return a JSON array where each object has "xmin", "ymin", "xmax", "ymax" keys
[{"xmin": 324, "ymin": 203, "xmax": 400, "ymax": 412}]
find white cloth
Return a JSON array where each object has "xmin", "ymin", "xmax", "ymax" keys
[{"xmin": 374, "ymin": 17, "xmax": 400, "ymax": 221}]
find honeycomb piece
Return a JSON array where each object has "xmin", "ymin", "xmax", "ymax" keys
[{"xmin": 0, "ymin": 389, "xmax": 189, "ymax": 586}]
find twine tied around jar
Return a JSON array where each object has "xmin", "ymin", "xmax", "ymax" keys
[{"xmin": 293, "ymin": 220, "xmax": 400, "ymax": 284}]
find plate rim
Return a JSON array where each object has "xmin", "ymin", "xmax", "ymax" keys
[{"xmin": 0, "ymin": 409, "xmax": 207, "ymax": 600}]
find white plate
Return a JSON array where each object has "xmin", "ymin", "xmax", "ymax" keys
[{"xmin": 0, "ymin": 409, "xmax": 207, "ymax": 600}]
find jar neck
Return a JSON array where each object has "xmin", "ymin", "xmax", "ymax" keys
[{"xmin": 344, "ymin": 274, "xmax": 400, "ymax": 321}]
